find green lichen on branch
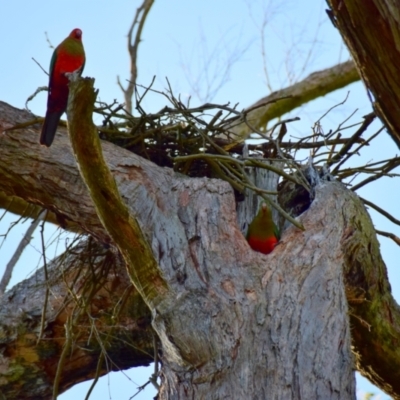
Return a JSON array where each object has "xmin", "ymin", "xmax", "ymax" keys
[
  {"xmin": 66, "ymin": 78, "xmax": 169, "ymax": 307},
  {"xmin": 340, "ymin": 191, "xmax": 400, "ymax": 398}
]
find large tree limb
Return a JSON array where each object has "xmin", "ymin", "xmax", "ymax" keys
[
  {"xmin": 327, "ymin": 0, "xmax": 400, "ymax": 147},
  {"xmin": 226, "ymin": 60, "xmax": 360, "ymax": 138}
]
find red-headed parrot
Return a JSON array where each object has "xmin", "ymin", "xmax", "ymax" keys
[
  {"xmin": 246, "ymin": 202, "xmax": 280, "ymax": 254},
  {"xmin": 40, "ymin": 28, "xmax": 86, "ymax": 147}
]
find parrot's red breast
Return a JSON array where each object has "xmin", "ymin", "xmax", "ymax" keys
[
  {"xmin": 40, "ymin": 28, "xmax": 86, "ymax": 147},
  {"xmin": 247, "ymin": 235, "xmax": 279, "ymax": 255},
  {"xmin": 246, "ymin": 202, "xmax": 280, "ymax": 255}
]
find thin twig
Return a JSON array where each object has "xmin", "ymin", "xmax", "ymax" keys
[
  {"xmin": 0, "ymin": 210, "xmax": 46, "ymax": 297},
  {"xmin": 53, "ymin": 316, "xmax": 73, "ymax": 399},
  {"xmin": 37, "ymin": 210, "xmax": 50, "ymax": 343},
  {"xmin": 328, "ymin": 112, "xmax": 375, "ymax": 168},
  {"xmin": 361, "ymin": 197, "xmax": 400, "ymax": 227},
  {"xmin": 376, "ymin": 229, "xmax": 400, "ymax": 247},
  {"xmin": 117, "ymin": 0, "xmax": 155, "ymax": 113}
]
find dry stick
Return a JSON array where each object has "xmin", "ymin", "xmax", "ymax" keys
[
  {"xmin": 336, "ymin": 155, "xmax": 400, "ymax": 178},
  {"xmin": 53, "ymin": 315, "xmax": 73, "ymax": 399},
  {"xmin": 84, "ymin": 352, "xmax": 105, "ymax": 400},
  {"xmin": 215, "ymin": 136, "xmax": 365, "ymax": 152},
  {"xmin": 332, "ymin": 108, "xmax": 359, "ymax": 135},
  {"xmin": 329, "ymin": 113, "xmax": 377, "ymax": 172},
  {"xmin": 150, "ymin": 333, "xmax": 160, "ymax": 390},
  {"xmin": 218, "ymin": 161, "xmax": 279, "ymax": 197},
  {"xmin": 37, "ymin": 210, "xmax": 50, "ymax": 343},
  {"xmin": 206, "ymin": 158, "xmax": 244, "ymax": 192},
  {"xmin": 242, "ymin": 116, "xmax": 312, "ymax": 194},
  {"xmin": 173, "ymin": 153, "xmax": 301, "ymax": 186},
  {"xmin": 217, "ymin": 159, "xmax": 246, "ymax": 181},
  {"xmin": 101, "ymin": 103, "xmax": 126, "ymax": 127},
  {"xmin": 375, "ymin": 229, "xmax": 400, "ymax": 246},
  {"xmin": 315, "ymin": 91, "xmax": 351, "ymax": 124},
  {"xmin": 326, "ymin": 132, "xmax": 341, "ymax": 163},
  {"xmin": 355, "ymin": 157, "xmax": 400, "ymax": 169},
  {"xmin": 334, "ymin": 128, "xmax": 385, "ymax": 179},
  {"xmin": 84, "ymin": 313, "xmax": 117, "ymax": 400},
  {"xmin": 339, "ymin": 167, "xmax": 400, "ymax": 180},
  {"xmin": 351, "ymin": 158, "xmax": 400, "ymax": 191},
  {"xmin": 52, "ymin": 302, "xmax": 88, "ymax": 398},
  {"xmin": 135, "ymin": 75, "xmax": 157, "ymax": 114},
  {"xmin": 0, "ymin": 209, "xmax": 46, "ymax": 296},
  {"xmin": 220, "ymin": 96, "xmax": 292, "ymax": 129},
  {"xmin": 117, "ymin": 0, "xmax": 155, "ymax": 113},
  {"xmin": 361, "ymin": 197, "xmax": 400, "ymax": 227}
]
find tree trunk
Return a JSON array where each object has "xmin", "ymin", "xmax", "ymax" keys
[
  {"xmin": 157, "ymin": 180, "xmax": 356, "ymax": 399},
  {"xmin": 327, "ymin": 0, "xmax": 400, "ymax": 147},
  {"xmin": 0, "ymin": 98, "xmax": 356, "ymax": 399}
]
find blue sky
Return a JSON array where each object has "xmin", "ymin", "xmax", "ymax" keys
[{"xmin": 0, "ymin": 0, "xmax": 397, "ymax": 399}]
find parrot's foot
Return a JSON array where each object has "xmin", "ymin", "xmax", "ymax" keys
[{"xmin": 65, "ymin": 67, "xmax": 84, "ymax": 82}]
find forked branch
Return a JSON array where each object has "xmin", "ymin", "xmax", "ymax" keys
[{"xmin": 117, "ymin": 0, "xmax": 155, "ymax": 113}]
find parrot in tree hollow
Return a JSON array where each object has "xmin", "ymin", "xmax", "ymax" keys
[
  {"xmin": 40, "ymin": 28, "xmax": 85, "ymax": 147},
  {"xmin": 246, "ymin": 202, "xmax": 280, "ymax": 254}
]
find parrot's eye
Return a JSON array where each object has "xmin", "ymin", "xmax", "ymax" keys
[{"xmin": 74, "ymin": 29, "xmax": 82, "ymax": 39}]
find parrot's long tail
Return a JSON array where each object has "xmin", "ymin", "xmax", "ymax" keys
[{"xmin": 40, "ymin": 111, "xmax": 63, "ymax": 147}]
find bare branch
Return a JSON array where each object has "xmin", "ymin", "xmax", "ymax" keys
[
  {"xmin": 327, "ymin": 112, "xmax": 376, "ymax": 168},
  {"xmin": 118, "ymin": 0, "xmax": 155, "ymax": 113},
  {"xmin": 375, "ymin": 229, "xmax": 400, "ymax": 247},
  {"xmin": 0, "ymin": 209, "xmax": 46, "ymax": 296},
  {"xmin": 361, "ymin": 197, "xmax": 400, "ymax": 227}
]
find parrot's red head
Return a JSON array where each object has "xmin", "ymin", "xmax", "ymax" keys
[{"xmin": 69, "ymin": 28, "xmax": 82, "ymax": 40}]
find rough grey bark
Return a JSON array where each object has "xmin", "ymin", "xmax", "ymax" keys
[
  {"xmin": 327, "ymin": 0, "xmax": 400, "ymax": 147},
  {"xmin": 158, "ymin": 181, "xmax": 356, "ymax": 399}
]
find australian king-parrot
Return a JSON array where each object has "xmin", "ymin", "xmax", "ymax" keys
[
  {"xmin": 246, "ymin": 202, "xmax": 280, "ymax": 254},
  {"xmin": 40, "ymin": 28, "xmax": 86, "ymax": 147}
]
